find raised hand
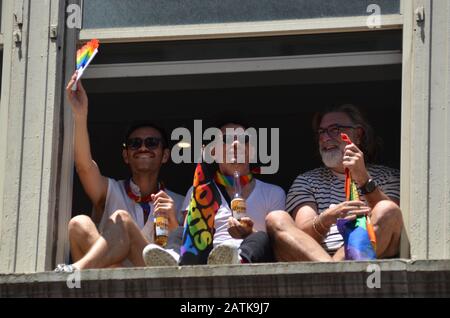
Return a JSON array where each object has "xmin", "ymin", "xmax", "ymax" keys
[
  {"xmin": 66, "ymin": 72, "xmax": 88, "ymax": 119},
  {"xmin": 342, "ymin": 142, "xmax": 370, "ymax": 187}
]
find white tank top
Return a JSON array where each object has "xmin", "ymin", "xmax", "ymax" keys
[{"xmin": 99, "ymin": 178, "xmax": 184, "ymax": 242}]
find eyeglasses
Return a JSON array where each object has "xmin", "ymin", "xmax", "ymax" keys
[
  {"xmin": 124, "ymin": 137, "xmax": 162, "ymax": 150},
  {"xmin": 222, "ymin": 134, "xmax": 251, "ymax": 144},
  {"xmin": 317, "ymin": 125, "xmax": 356, "ymax": 139}
]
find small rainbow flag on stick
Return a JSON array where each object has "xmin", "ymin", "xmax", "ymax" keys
[
  {"xmin": 336, "ymin": 133, "xmax": 377, "ymax": 260},
  {"xmin": 72, "ymin": 39, "xmax": 100, "ymax": 91}
]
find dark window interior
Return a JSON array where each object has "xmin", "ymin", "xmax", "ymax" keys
[
  {"xmin": 72, "ymin": 32, "xmax": 402, "ymax": 216},
  {"xmin": 72, "ymin": 78, "xmax": 401, "ymax": 215},
  {"xmin": 93, "ymin": 30, "xmax": 401, "ymax": 64}
]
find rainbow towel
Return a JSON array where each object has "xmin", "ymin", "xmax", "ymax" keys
[
  {"xmin": 72, "ymin": 39, "xmax": 99, "ymax": 90},
  {"xmin": 179, "ymin": 162, "xmax": 221, "ymax": 265},
  {"xmin": 336, "ymin": 133, "xmax": 377, "ymax": 260}
]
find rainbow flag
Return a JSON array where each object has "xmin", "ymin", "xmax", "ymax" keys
[
  {"xmin": 179, "ymin": 162, "xmax": 221, "ymax": 265},
  {"xmin": 336, "ymin": 133, "xmax": 377, "ymax": 260},
  {"xmin": 72, "ymin": 39, "xmax": 99, "ymax": 91}
]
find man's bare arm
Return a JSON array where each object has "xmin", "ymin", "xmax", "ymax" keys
[
  {"xmin": 293, "ymin": 203, "xmax": 324, "ymax": 243},
  {"xmin": 363, "ymin": 188, "xmax": 399, "ymax": 209},
  {"xmin": 67, "ymin": 74, "xmax": 108, "ymax": 222},
  {"xmin": 343, "ymin": 143, "xmax": 400, "ymax": 208},
  {"xmin": 294, "ymin": 201, "xmax": 372, "ymax": 243}
]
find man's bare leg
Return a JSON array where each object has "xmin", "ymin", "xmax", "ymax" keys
[
  {"xmin": 370, "ymin": 200, "xmax": 403, "ymax": 258},
  {"xmin": 73, "ymin": 210, "xmax": 149, "ymax": 269},
  {"xmin": 320, "ymin": 201, "xmax": 402, "ymax": 260},
  {"xmin": 69, "ymin": 215, "xmax": 101, "ymax": 262},
  {"xmin": 332, "ymin": 247, "xmax": 345, "ymax": 261},
  {"xmin": 266, "ymin": 211, "xmax": 332, "ymax": 262}
]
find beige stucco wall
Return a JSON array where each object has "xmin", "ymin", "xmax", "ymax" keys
[
  {"xmin": 401, "ymin": 0, "xmax": 450, "ymax": 259},
  {"xmin": 0, "ymin": 0, "xmax": 67, "ymax": 273}
]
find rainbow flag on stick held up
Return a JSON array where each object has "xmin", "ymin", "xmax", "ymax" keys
[
  {"xmin": 179, "ymin": 162, "xmax": 221, "ymax": 265},
  {"xmin": 336, "ymin": 133, "xmax": 377, "ymax": 260},
  {"xmin": 72, "ymin": 39, "xmax": 100, "ymax": 91}
]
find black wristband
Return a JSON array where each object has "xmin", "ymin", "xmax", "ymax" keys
[{"xmin": 360, "ymin": 178, "xmax": 377, "ymax": 195}]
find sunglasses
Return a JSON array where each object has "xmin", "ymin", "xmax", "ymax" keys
[
  {"xmin": 222, "ymin": 134, "xmax": 251, "ymax": 144},
  {"xmin": 317, "ymin": 125, "xmax": 356, "ymax": 139},
  {"xmin": 124, "ymin": 137, "xmax": 163, "ymax": 150}
]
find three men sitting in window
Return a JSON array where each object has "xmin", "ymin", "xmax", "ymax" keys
[{"xmin": 55, "ymin": 73, "xmax": 402, "ymax": 272}]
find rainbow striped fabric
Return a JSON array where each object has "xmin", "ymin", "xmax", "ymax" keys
[
  {"xmin": 214, "ymin": 171, "xmax": 253, "ymax": 188},
  {"xmin": 76, "ymin": 39, "xmax": 99, "ymax": 70},
  {"xmin": 72, "ymin": 39, "xmax": 99, "ymax": 90},
  {"xmin": 336, "ymin": 133, "xmax": 377, "ymax": 260},
  {"xmin": 179, "ymin": 162, "xmax": 221, "ymax": 265}
]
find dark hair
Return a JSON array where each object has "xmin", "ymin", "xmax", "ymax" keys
[
  {"xmin": 207, "ymin": 114, "xmax": 257, "ymax": 169},
  {"xmin": 312, "ymin": 103, "xmax": 379, "ymax": 163},
  {"xmin": 123, "ymin": 121, "xmax": 169, "ymax": 149},
  {"xmin": 210, "ymin": 112, "xmax": 252, "ymax": 131}
]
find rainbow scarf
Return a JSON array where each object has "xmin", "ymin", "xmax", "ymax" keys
[
  {"xmin": 214, "ymin": 171, "xmax": 254, "ymax": 189},
  {"xmin": 72, "ymin": 39, "xmax": 100, "ymax": 90},
  {"xmin": 179, "ymin": 163, "xmax": 221, "ymax": 265},
  {"xmin": 336, "ymin": 133, "xmax": 377, "ymax": 260}
]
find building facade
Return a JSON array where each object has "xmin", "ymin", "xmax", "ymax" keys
[{"xmin": 0, "ymin": 0, "xmax": 449, "ymax": 277}]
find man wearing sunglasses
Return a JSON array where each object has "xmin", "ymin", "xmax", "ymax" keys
[
  {"xmin": 266, "ymin": 104, "xmax": 403, "ymax": 262},
  {"xmin": 142, "ymin": 121, "xmax": 286, "ymax": 266},
  {"xmin": 55, "ymin": 73, "xmax": 184, "ymax": 272}
]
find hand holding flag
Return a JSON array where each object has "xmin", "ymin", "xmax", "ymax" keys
[
  {"xmin": 66, "ymin": 72, "xmax": 88, "ymax": 118},
  {"xmin": 337, "ymin": 133, "xmax": 377, "ymax": 260},
  {"xmin": 341, "ymin": 133, "xmax": 360, "ymax": 202}
]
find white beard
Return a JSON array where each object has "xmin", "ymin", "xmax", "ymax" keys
[{"xmin": 320, "ymin": 147, "xmax": 343, "ymax": 169}]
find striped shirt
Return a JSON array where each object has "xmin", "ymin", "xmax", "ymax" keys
[{"xmin": 286, "ymin": 165, "xmax": 400, "ymax": 254}]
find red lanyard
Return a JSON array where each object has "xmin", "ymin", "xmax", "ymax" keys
[{"xmin": 124, "ymin": 179, "xmax": 164, "ymax": 224}]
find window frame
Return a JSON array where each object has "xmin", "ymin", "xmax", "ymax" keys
[
  {"xmin": 0, "ymin": 0, "xmax": 4, "ymax": 243},
  {"xmin": 56, "ymin": 5, "xmax": 410, "ymax": 265},
  {"xmin": 83, "ymin": 50, "xmax": 402, "ymax": 79},
  {"xmin": 80, "ymin": 14, "xmax": 403, "ymax": 43},
  {"xmin": 0, "ymin": 0, "xmax": 4, "ymax": 47}
]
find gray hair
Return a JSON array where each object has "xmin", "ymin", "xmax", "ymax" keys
[{"xmin": 312, "ymin": 104, "xmax": 379, "ymax": 163}]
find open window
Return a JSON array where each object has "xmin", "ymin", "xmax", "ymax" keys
[
  {"xmin": 71, "ymin": 31, "xmax": 402, "ymax": 222},
  {"xmin": 56, "ymin": 0, "xmax": 405, "ymax": 264}
]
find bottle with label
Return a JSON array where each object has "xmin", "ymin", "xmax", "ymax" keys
[
  {"xmin": 230, "ymin": 170, "xmax": 247, "ymax": 220},
  {"xmin": 154, "ymin": 213, "xmax": 169, "ymax": 247}
]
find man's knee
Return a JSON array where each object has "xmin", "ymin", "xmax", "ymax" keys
[
  {"xmin": 110, "ymin": 209, "xmax": 133, "ymax": 224},
  {"xmin": 265, "ymin": 210, "xmax": 293, "ymax": 235},
  {"xmin": 68, "ymin": 214, "xmax": 95, "ymax": 237},
  {"xmin": 372, "ymin": 200, "xmax": 403, "ymax": 230}
]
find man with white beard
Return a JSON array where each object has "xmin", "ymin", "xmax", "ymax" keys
[{"xmin": 266, "ymin": 104, "xmax": 403, "ymax": 261}]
